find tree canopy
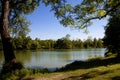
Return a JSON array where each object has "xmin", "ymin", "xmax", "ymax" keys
[
  {"xmin": 44, "ymin": 0, "xmax": 120, "ymax": 30},
  {"xmin": 0, "ymin": 0, "xmax": 40, "ymax": 37},
  {"xmin": 1, "ymin": 0, "xmax": 120, "ymax": 37},
  {"xmin": 1, "ymin": 0, "xmax": 120, "ymax": 36}
]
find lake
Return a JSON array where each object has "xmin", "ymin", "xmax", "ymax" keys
[{"xmin": 0, "ymin": 48, "xmax": 105, "ymax": 70}]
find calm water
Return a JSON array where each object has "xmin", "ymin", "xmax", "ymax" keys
[{"xmin": 0, "ymin": 48, "xmax": 105, "ymax": 69}]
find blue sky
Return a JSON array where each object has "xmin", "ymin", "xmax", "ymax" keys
[{"xmin": 27, "ymin": 1, "xmax": 108, "ymax": 40}]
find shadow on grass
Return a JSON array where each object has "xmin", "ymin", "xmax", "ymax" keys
[
  {"xmin": 56, "ymin": 56, "xmax": 120, "ymax": 72},
  {"xmin": 112, "ymin": 76, "xmax": 120, "ymax": 80},
  {"xmin": 62, "ymin": 69, "xmax": 115, "ymax": 80},
  {"xmin": 62, "ymin": 70, "xmax": 100, "ymax": 80}
]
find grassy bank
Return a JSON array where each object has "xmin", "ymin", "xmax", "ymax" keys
[{"xmin": 1, "ymin": 56, "xmax": 120, "ymax": 80}]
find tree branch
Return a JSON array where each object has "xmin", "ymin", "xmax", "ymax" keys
[
  {"xmin": 13, "ymin": 9, "xmax": 23, "ymax": 29},
  {"xmin": 81, "ymin": 1, "xmax": 120, "ymax": 28}
]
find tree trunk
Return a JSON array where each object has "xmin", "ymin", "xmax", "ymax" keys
[{"xmin": 0, "ymin": 0, "xmax": 16, "ymax": 63}]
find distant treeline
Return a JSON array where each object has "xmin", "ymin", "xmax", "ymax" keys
[{"xmin": 0, "ymin": 36, "xmax": 103, "ymax": 50}]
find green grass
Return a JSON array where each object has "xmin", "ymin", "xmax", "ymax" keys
[{"xmin": 62, "ymin": 64, "xmax": 120, "ymax": 80}]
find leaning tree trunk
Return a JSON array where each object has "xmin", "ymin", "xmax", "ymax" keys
[{"xmin": 0, "ymin": 0, "xmax": 16, "ymax": 63}]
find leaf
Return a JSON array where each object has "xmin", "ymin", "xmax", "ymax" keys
[
  {"xmin": 65, "ymin": 4, "xmax": 72, "ymax": 11},
  {"xmin": 97, "ymin": 10, "xmax": 106, "ymax": 17}
]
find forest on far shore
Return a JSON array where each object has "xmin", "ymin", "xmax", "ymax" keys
[{"xmin": 0, "ymin": 35, "xmax": 103, "ymax": 50}]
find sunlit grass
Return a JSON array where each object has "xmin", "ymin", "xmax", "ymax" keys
[{"xmin": 61, "ymin": 64, "xmax": 120, "ymax": 80}]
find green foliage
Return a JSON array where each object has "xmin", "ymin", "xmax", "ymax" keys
[
  {"xmin": 0, "ymin": 35, "xmax": 104, "ymax": 50},
  {"xmin": 72, "ymin": 39, "xmax": 84, "ymax": 49},
  {"xmin": 84, "ymin": 38, "xmax": 93, "ymax": 48},
  {"xmin": 45, "ymin": 0, "xmax": 120, "ymax": 30},
  {"xmin": 0, "ymin": 68, "xmax": 31, "ymax": 80},
  {"xmin": 30, "ymin": 68, "xmax": 50, "ymax": 74},
  {"xmin": 97, "ymin": 39, "xmax": 103, "ymax": 48},
  {"xmin": 103, "ymin": 15, "xmax": 120, "ymax": 56},
  {"xmin": 30, "ymin": 40, "xmax": 39, "ymax": 50},
  {"xmin": 54, "ymin": 38, "xmax": 72, "ymax": 49},
  {"xmin": 9, "ymin": 35, "xmax": 103, "ymax": 50},
  {"xmin": 0, "ymin": 0, "xmax": 40, "ymax": 37},
  {"xmin": 9, "ymin": 16, "xmax": 31, "ymax": 38},
  {"xmin": 0, "ymin": 67, "xmax": 51, "ymax": 80},
  {"xmin": 1, "ymin": 62, "xmax": 24, "ymax": 74},
  {"xmin": 97, "ymin": 10, "xmax": 106, "ymax": 17},
  {"xmin": 0, "ymin": 62, "xmax": 24, "ymax": 80}
]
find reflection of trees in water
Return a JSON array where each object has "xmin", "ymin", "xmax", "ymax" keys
[
  {"xmin": 0, "ymin": 49, "xmax": 105, "ymax": 69},
  {"xmin": 31, "ymin": 50, "xmax": 71, "ymax": 61},
  {"xmin": 29, "ymin": 50, "xmax": 71, "ymax": 68},
  {"xmin": 85, "ymin": 49, "xmax": 104, "ymax": 58},
  {"xmin": 14, "ymin": 50, "xmax": 32, "ymax": 64}
]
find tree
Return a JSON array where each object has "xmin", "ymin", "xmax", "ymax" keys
[
  {"xmin": 84, "ymin": 38, "xmax": 93, "ymax": 48},
  {"xmin": 72, "ymin": 39, "xmax": 84, "ymax": 49},
  {"xmin": 0, "ymin": 0, "xmax": 16, "ymax": 63},
  {"xmin": 97, "ymin": 39, "xmax": 103, "ymax": 48},
  {"xmin": 93, "ymin": 38, "xmax": 103, "ymax": 48},
  {"xmin": 22, "ymin": 36, "xmax": 32, "ymax": 49},
  {"xmin": 103, "ymin": 15, "xmax": 120, "ymax": 56},
  {"xmin": 13, "ymin": 37, "xmax": 23, "ymax": 50},
  {"xmin": 31, "ymin": 40, "xmax": 39, "ymax": 50},
  {"xmin": 54, "ymin": 34, "xmax": 72, "ymax": 49},
  {"xmin": 0, "ymin": 0, "xmax": 40, "ymax": 64},
  {"xmin": 93, "ymin": 38, "xmax": 98, "ymax": 48}
]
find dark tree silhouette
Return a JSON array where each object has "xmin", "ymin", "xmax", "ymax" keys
[
  {"xmin": 103, "ymin": 16, "xmax": 120, "ymax": 57},
  {"xmin": 0, "ymin": 0, "xmax": 16, "ymax": 63}
]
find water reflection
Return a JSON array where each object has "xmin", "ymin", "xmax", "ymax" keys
[
  {"xmin": 15, "ymin": 50, "xmax": 32, "ymax": 64},
  {"xmin": 29, "ymin": 51, "xmax": 71, "ymax": 68},
  {"xmin": 0, "ymin": 48, "xmax": 105, "ymax": 69}
]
